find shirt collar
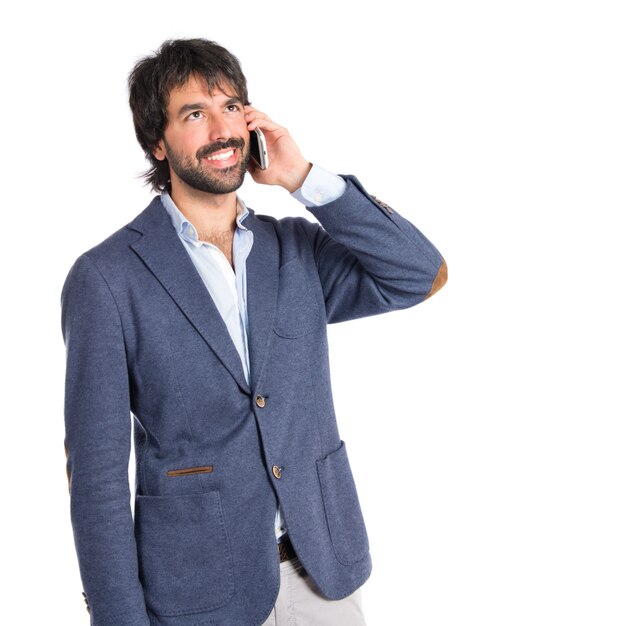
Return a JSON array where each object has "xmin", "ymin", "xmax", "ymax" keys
[{"xmin": 160, "ymin": 192, "xmax": 250, "ymax": 248}]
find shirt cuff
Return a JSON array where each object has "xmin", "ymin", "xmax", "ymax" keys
[{"xmin": 290, "ymin": 164, "xmax": 347, "ymax": 206}]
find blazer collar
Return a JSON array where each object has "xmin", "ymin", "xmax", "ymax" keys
[{"xmin": 126, "ymin": 196, "xmax": 278, "ymax": 394}]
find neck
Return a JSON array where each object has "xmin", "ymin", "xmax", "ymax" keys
[{"xmin": 170, "ymin": 181, "xmax": 238, "ymax": 236}]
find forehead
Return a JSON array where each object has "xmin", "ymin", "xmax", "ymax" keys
[{"xmin": 166, "ymin": 74, "xmax": 239, "ymax": 108}]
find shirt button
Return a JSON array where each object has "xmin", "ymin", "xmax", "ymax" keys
[
  {"xmin": 256, "ymin": 395, "xmax": 266, "ymax": 408},
  {"xmin": 272, "ymin": 465, "xmax": 282, "ymax": 479},
  {"xmin": 313, "ymin": 192, "xmax": 323, "ymax": 203}
]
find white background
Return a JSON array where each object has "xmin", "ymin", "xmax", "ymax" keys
[{"xmin": 1, "ymin": 1, "xmax": 624, "ymax": 624}]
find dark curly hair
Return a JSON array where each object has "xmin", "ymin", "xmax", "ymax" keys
[{"xmin": 128, "ymin": 38, "xmax": 250, "ymax": 192}]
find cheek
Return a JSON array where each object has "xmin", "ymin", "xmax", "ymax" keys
[
  {"xmin": 172, "ymin": 138, "xmax": 204, "ymax": 162},
  {"xmin": 240, "ymin": 126, "xmax": 251, "ymax": 153},
  {"xmin": 233, "ymin": 118, "xmax": 250, "ymax": 140}
]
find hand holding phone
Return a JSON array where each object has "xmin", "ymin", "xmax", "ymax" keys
[
  {"xmin": 244, "ymin": 106, "xmax": 310, "ymax": 191},
  {"xmin": 249, "ymin": 127, "xmax": 269, "ymax": 170}
]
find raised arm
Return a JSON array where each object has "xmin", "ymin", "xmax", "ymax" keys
[
  {"xmin": 244, "ymin": 108, "xmax": 446, "ymax": 322},
  {"xmin": 302, "ymin": 174, "xmax": 447, "ymax": 323}
]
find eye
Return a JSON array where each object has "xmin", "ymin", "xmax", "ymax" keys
[
  {"xmin": 186, "ymin": 111, "xmax": 203, "ymax": 121},
  {"xmin": 226, "ymin": 104, "xmax": 241, "ymax": 113}
]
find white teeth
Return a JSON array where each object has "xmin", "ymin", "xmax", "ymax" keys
[{"xmin": 206, "ymin": 149, "xmax": 234, "ymax": 161}]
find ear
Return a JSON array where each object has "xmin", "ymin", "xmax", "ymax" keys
[{"xmin": 153, "ymin": 139, "xmax": 167, "ymax": 161}]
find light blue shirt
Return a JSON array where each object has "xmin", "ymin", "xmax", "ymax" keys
[
  {"xmin": 161, "ymin": 194, "xmax": 254, "ymax": 382},
  {"xmin": 161, "ymin": 164, "xmax": 346, "ymax": 539}
]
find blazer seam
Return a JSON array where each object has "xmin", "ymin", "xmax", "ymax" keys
[
  {"xmin": 80, "ymin": 253, "xmax": 159, "ymax": 498},
  {"xmin": 297, "ymin": 219, "xmax": 333, "ymax": 320},
  {"xmin": 80, "ymin": 254, "xmax": 140, "ymax": 456},
  {"xmin": 165, "ymin": 329, "xmax": 204, "ymax": 491},
  {"xmin": 81, "ymin": 253, "xmax": 128, "ymax": 347},
  {"xmin": 132, "ymin": 415, "xmax": 149, "ymax": 497},
  {"xmin": 304, "ymin": 353, "xmax": 325, "ymax": 460},
  {"xmin": 314, "ymin": 176, "xmax": 442, "ymax": 274}
]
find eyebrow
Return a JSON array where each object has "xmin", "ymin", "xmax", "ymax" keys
[{"xmin": 177, "ymin": 97, "xmax": 243, "ymax": 117}]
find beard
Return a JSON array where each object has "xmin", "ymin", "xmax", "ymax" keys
[{"xmin": 164, "ymin": 137, "xmax": 249, "ymax": 194}]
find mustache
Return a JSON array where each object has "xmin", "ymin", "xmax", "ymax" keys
[{"xmin": 196, "ymin": 137, "xmax": 245, "ymax": 160}]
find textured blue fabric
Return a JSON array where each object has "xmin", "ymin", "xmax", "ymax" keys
[
  {"xmin": 160, "ymin": 192, "xmax": 254, "ymax": 384},
  {"xmin": 61, "ymin": 175, "xmax": 444, "ymax": 625}
]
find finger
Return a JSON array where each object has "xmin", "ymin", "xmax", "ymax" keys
[
  {"xmin": 245, "ymin": 114, "xmax": 272, "ymax": 130},
  {"xmin": 244, "ymin": 106, "xmax": 269, "ymax": 121},
  {"xmin": 247, "ymin": 116, "xmax": 284, "ymax": 133}
]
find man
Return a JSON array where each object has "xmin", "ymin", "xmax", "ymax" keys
[{"xmin": 62, "ymin": 38, "xmax": 447, "ymax": 625}]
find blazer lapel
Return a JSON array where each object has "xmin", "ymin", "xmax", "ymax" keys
[
  {"xmin": 127, "ymin": 197, "xmax": 250, "ymax": 393},
  {"xmin": 243, "ymin": 213, "xmax": 279, "ymax": 392}
]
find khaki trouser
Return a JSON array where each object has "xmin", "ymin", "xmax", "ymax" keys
[{"xmin": 261, "ymin": 557, "xmax": 367, "ymax": 626}]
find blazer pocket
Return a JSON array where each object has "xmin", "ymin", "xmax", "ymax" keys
[
  {"xmin": 167, "ymin": 465, "xmax": 214, "ymax": 477},
  {"xmin": 316, "ymin": 441, "xmax": 370, "ymax": 566},
  {"xmin": 273, "ymin": 259, "xmax": 320, "ymax": 338},
  {"xmin": 134, "ymin": 490, "xmax": 234, "ymax": 617}
]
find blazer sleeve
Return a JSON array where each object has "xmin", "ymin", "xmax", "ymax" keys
[
  {"xmin": 61, "ymin": 254, "xmax": 150, "ymax": 625},
  {"xmin": 304, "ymin": 174, "xmax": 447, "ymax": 323}
]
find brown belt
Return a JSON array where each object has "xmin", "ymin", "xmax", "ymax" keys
[{"xmin": 277, "ymin": 535, "xmax": 296, "ymax": 562}]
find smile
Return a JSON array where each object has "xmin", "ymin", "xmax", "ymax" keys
[{"xmin": 205, "ymin": 149, "xmax": 236, "ymax": 161}]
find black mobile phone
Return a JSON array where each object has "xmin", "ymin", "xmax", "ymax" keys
[{"xmin": 249, "ymin": 127, "xmax": 269, "ymax": 170}]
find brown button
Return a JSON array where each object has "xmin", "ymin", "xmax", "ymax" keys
[
  {"xmin": 272, "ymin": 465, "xmax": 282, "ymax": 479},
  {"xmin": 256, "ymin": 395, "xmax": 266, "ymax": 408},
  {"xmin": 370, "ymin": 194, "xmax": 394, "ymax": 213},
  {"xmin": 82, "ymin": 591, "xmax": 90, "ymax": 613}
]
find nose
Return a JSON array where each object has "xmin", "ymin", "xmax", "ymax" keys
[{"xmin": 207, "ymin": 113, "xmax": 232, "ymax": 143}]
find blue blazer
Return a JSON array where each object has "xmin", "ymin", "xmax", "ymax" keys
[{"xmin": 62, "ymin": 175, "xmax": 445, "ymax": 625}]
